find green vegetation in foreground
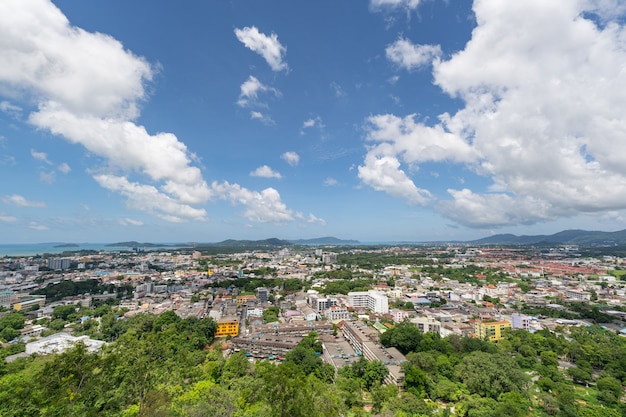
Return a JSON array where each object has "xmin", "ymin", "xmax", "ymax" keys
[{"xmin": 1, "ymin": 310, "xmax": 625, "ymax": 416}]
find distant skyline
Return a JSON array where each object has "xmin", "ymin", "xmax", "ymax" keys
[{"xmin": 2, "ymin": 0, "xmax": 626, "ymax": 244}]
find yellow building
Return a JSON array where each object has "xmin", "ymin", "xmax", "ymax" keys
[
  {"xmin": 235, "ymin": 295, "xmax": 256, "ymax": 307},
  {"xmin": 474, "ymin": 320, "xmax": 511, "ymax": 342},
  {"xmin": 12, "ymin": 297, "xmax": 45, "ymax": 311},
  {"xmin": 215, "ymin": 317, "xmax": 239, "ymax": 337}
]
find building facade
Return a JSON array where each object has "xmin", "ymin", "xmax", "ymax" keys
[
  {"xmin": 215, "ymin": 317, "xmax": 239, "ymax": 337},
  {"xmin": 474, "ymin": 320, "xmax": 511, "ymax": 342},
  {"xmin": 348, "ymin": 290, "xmax": 389, "ymax": 314}
]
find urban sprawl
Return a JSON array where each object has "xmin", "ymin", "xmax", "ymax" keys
[{"xmin": 2, "ymin": 244, "xmax": 626, "ymax": 387}]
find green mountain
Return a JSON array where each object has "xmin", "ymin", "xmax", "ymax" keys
[
  {"xmin": 471, "ymin": 229, "xmax": 626, "ymax": 246},
  {"xmin": 211, "ymin": 238, "xmax": 291, "ymax": 248}
]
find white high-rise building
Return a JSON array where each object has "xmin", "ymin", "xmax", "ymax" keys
[
  {"xmin": 511, "ymin": 313, "xmax": 531, "ymax": 330},
  {"xmin": 347, "ymin": 290, "xmax": 389, "ymax": 314}
]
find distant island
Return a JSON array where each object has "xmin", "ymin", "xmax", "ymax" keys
[
  {"xmin": 53, "ymin": 243, "xmax": 79, "ymax": 248},
  {"xmin": 106, "ymin": 237, "xmax": 360, "ymax": 250}
]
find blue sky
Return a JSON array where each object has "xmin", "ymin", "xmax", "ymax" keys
[{"xmin": 2, "ymin": 0, "xmax": 626, "ymax": 244}]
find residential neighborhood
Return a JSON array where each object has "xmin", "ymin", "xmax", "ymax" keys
[{"xmin": 2, "ymin": 244, "xmax": 626, "ymax": 380}]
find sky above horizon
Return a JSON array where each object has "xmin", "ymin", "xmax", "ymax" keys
[{"xmin": 2, "ymin": 0, "xmax": 626, "ymax": 244}]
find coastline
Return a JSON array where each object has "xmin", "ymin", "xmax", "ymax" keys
[{"xmin": 0, "ymin": 243, "xmax": 188, "ymax": 257}]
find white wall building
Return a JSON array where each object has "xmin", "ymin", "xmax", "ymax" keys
[
  {"xmin": 325, "ymin": 306, "xmax": 350, "ymax": 321},
  {"xmin": 348, "ymin": 290, "xmax": 389, "ymax": 314},
  {"xmin": 511, "ymin": 313, "xmax": 531, "ymax": 330},
  {"xmin": 391, "ymin": 309, "xmax": 410, "ymax": 323},
  {"xmin": 410, "ymin": 316, "xmax": 441, "ymax": 334}
]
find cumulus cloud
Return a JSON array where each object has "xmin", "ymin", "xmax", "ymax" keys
[
  {"xmin": 234, "ymin": 26, "xmax": 288, "ymax": 72},
  {"xmin": 237, "ymin": 75, "xmax": 279, "ymax": 108},
  {"xmin": 2, "ymin": 194, "xmax": 46, "ymax": 208},
  {"xmin": 250, "ymin": 165, "xmax": 282, "ymax": 179},
  {"xmin": 386, "ymin": 38, "xmax": 442, "ymax": 71},
  {"xmin": 31, "ymin": 149, "xmax": 52, "ymax": 164},
  {"xmin": 94, "ymin": 174, "xmax": 207, "ymax": 223},
  {"xmin": 305, "ymin": 213, "xmax": 327, "ymax": 226},
  {"xmin": 281, "ymin": 151, "xmax": 300, "ymax": 166},
  {"xmin": 250, "ymin": 111, "xmax": 275, "ymax": 125},
  {"xmin": 0, "ymin": 1, "xmax": 307, "ymax": 227},
  {"xmin": 210, "ymin": 181, "xmax": 294, "ymax": 223},
  {"xmin": 361, "ymin": 0, "xmax": 626, "ymax": 228},
  {"xmin": 300, "ymin": 116, "xmax": 325, "ymax": 134},
  {"xmin": 0, "ymin": 0, "xmax": 211, "ymax": 222},
  {"xmin": 358, "ymin": 153, "xmax": 432, "ymax": 205}
]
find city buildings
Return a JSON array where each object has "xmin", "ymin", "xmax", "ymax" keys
[
  {"xmin": 348, "ymin": 290, "xmax": 389, "ymax": 314},
  {"xmin": 215, "ymin": 317, "xmax": 239, "ymax": 337},
  {"xmin": 474, "ymin": 320, "xmax": 511, "ymax": 342},
  {"xmin": 256, "ymin": 287, "xmax": 269, "ymax": 304}
]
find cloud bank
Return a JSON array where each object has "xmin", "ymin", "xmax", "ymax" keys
[
  {"xmin": 361, "ymin": 0, "xmax": 626, "ymax": 228},
  {"xmin": 0, "ymin": 0, "xmax": 306, "ymax": 226}
]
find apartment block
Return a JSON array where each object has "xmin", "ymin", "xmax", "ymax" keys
[
  {"xmin": 348, "ymin": 290, "xmax": 389, "ymax": 314},
  {"xmin": 474, "ymin": 320, "xmax": 511, "ymax": 342},
  {"xmin": 215, "ymin": 316, "xmax": 239, "ymax": 337}
]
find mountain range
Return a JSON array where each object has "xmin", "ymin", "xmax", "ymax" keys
[
  {"xmin": 104, "ymin": 230, "xmax": 626, "ymax": 250},
  {"xmin": 470, "ymin": 229, "xmax": 626, "ymax": 246}
]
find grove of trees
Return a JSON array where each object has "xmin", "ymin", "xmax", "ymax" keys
[{"xmin": 0, "ymin": 311, "xmax": 624, "ymax": 416}]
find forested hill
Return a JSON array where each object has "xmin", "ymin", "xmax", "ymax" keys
[
  {"xmin": 1, "ymin": 309, "xmax": 625, "ymax": 416},
  {"xmin": 471, "ymin": 229, "xmax": 626, "ymax": 246}
]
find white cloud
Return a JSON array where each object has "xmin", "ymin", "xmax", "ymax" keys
[
  {"xmin": 2, "ymin": 194, "xmax": 46, "ymax": 208},
  {"xmin": 300, "ymin": 116, "xmax": 325, "ymax": 134},
  {"xmin": 250, "ymin": 111, "xmax": 275, "ymax": 125},
  {"xmin": 58, "ymin": 162, "xmax": 71, "ymax": 174},
  {"xmin": 0, "ymin": 213, "xmax": 17, "ymax": 223},
  {"xmin": 210, "ymin": 181, "xmax": 294, "ymax": 223},
  {"xmin": 330, "ymin": 82, "xmax": 346, "ymax": 98},
  {"xmin": 39, "ymin": 171, "xmax": 55, "ymax": 184},
  {"xmin": 28, "ymin": 221, "xmax": 48, "ymax": 231},
  {"xmin": 386, "ymin": 38, "xmax": 442, "ymax": 71},
  {"xmin": 94, "ymin": 174, "xmax": 208, "ymax": 223},
  {"xmin": 0, "ymin": 0, "xmax": 211, "ymax": 223},
  {"xmin": 370, "ymin": 0, "xmax": 421, "ymax": 11},
  {"xmin": 281, "ymin": 151, "xmax": 300, "ymax": 166},
  {"xmin": 234, "ymin": 26, "xmax": 288, "ymax": 72},
  {"xmin": 250, "ymin": 165, "xmax": 282, "ymax": 179},
  {"xmin": 119, "ymin": 217, "xmax": 143, "ymax": 226},
  {"xmin": 30, "ymin": 149, "xmax": 52, "ymax": 164},
  {"xmin": 237, "ymin": 75, "xmax": 279, "ymax": 108},
  {"xmin": 0, "ymin": 1, "xmax": 152, "ymax": 119},
  {"xmin": 306, "ymin": 213, "xmax": 327, "ymax": 226},
  {"xmin": 324, "ymin": 177, "xmax": 338, "ymax": 187},
  {"xmin": 361, "ymin": 0, "xmax": 626, "ymax": 228},
  {"xmin": 358, "ymin": 153, "xmax": 432, "ymax": 205},
  {"xmin": 437, "ymin": 189, "xmax": 560, "ymax": 227},
  {"xmin": 0, "ymin": 101, "xmax": 22, "ymax": 118}
]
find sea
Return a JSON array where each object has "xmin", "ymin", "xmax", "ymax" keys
[{"xmin": 0, "ymin": 243, "xmax": 188, "ymax": 258}]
